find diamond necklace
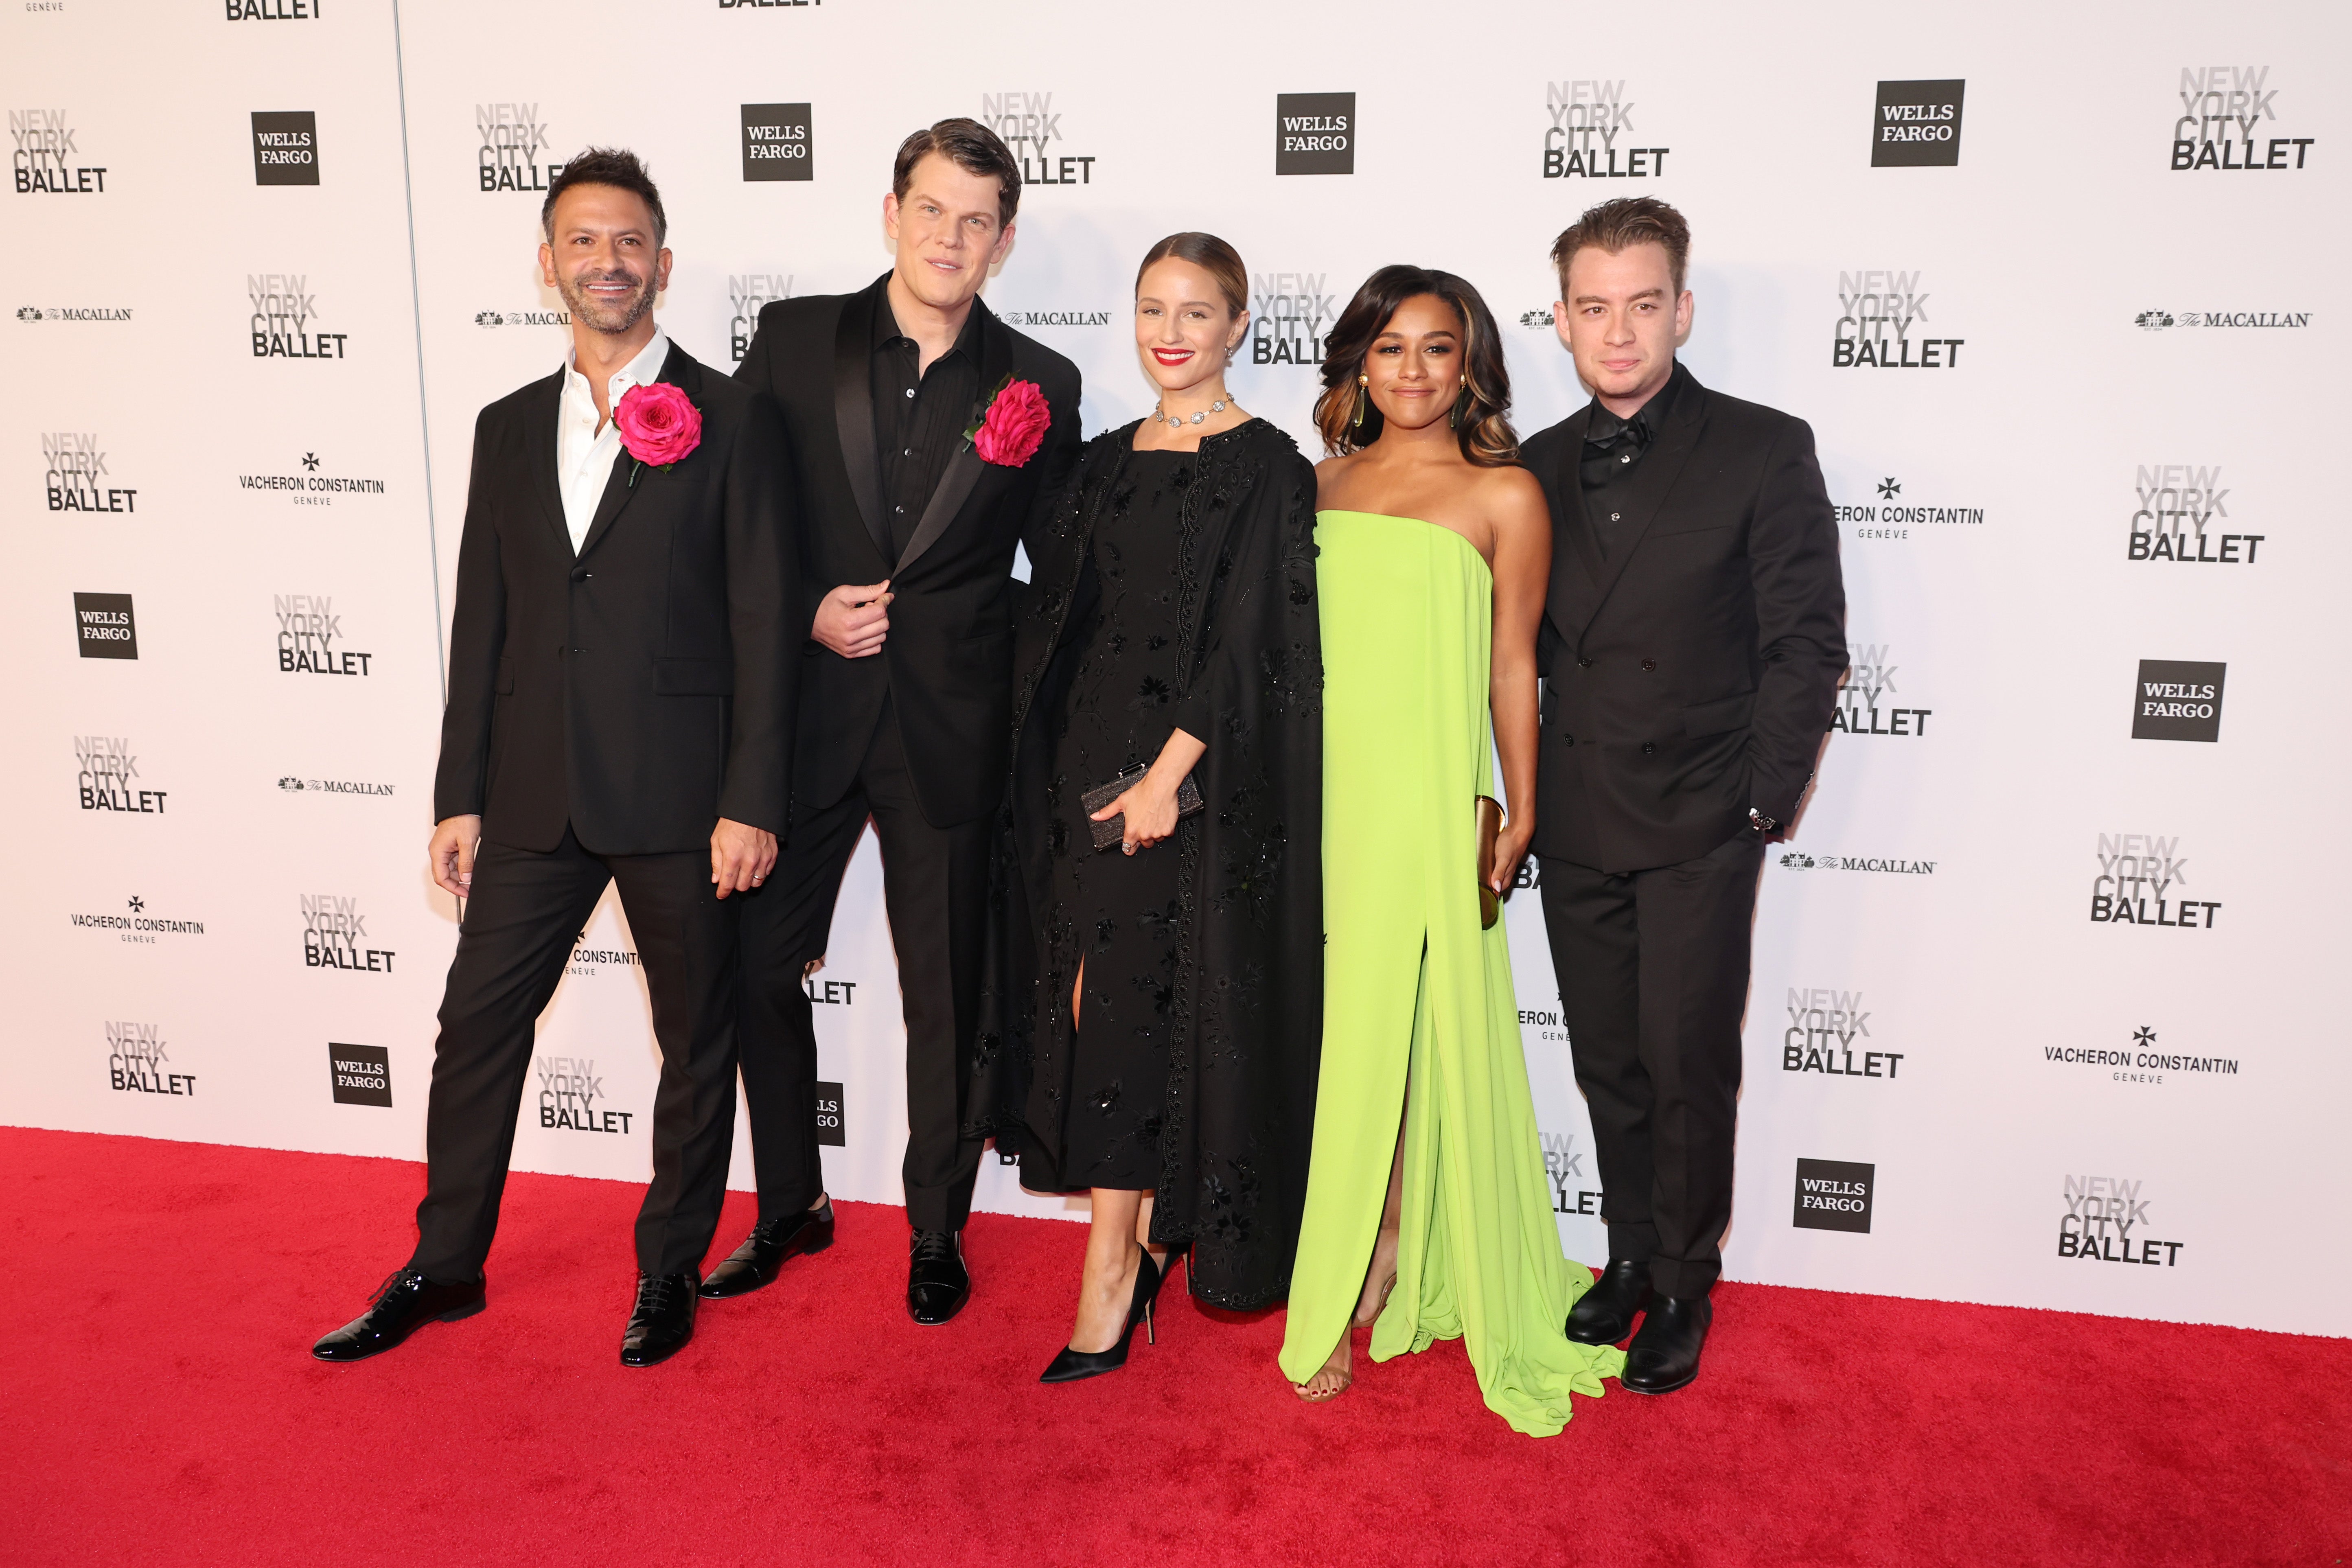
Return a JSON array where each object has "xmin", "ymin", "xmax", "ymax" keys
[{"xmin": 1153, "ymin": 396, "xmax": 1232, "ymax": 427}]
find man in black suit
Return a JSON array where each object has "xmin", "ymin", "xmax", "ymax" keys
[
  {"xmin": 713, "ymin": 119, "xmax": 1080, "ymax": 1323},
  {"xmin": 312, "ymin": 149, "xmax": 796, "ymax": 1369},
  {"xmin": 1522, "ymin": 197, "xmax": 1846, "ymax": 1394}
]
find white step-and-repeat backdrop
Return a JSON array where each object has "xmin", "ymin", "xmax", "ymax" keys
[{"xmin": 5, "ymin": 0, "xmax": 2344, "ymax": 1336}]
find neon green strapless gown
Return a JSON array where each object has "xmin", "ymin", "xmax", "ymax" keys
[{"xmin": 1278, "ymin": 510, "xmax": 1623, "ymax": 1437}]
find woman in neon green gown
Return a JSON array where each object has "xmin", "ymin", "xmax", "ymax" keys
[{"xmin": 1278, "ymin": 267, "xmax": 1623, "ymax": 1436}]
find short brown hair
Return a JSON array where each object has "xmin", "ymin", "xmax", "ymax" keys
[
  {"xmin": 1314, "ymin": 265, "xmax": 1517, "ymax": 467},
  {"xmin": 892, "ymin": 118, "xmax": 1021, "ymax": 229},
  {"xmin": 543, "ymin": 147, "xmax": 667, "ymax": 247},
  {"xmin": 1549, "ymin": 196, "xmax": 1691, "ymax": 297},
  {"xmin": 1134, "ymin": 232, "xmax": 1248, "ymax": 318}
]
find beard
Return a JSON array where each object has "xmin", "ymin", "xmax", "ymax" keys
[{"xmin": 556, "ymin": 266, "xmax": 657, "ymax": 335}]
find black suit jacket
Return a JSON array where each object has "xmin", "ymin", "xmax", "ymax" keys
[
  {"xmin": 735, "ymin": 274, "xmax": 1082, "ymax": 828},
  {"xmin": 433, "ymin": 342, "xmax": 798, "ymax": 855},
  {"xmin": 1524, "ymin": 364, "xmax": 1846, "ymax": 874}
]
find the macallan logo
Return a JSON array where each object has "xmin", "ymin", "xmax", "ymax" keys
[
  {"xmin": 16, "ymin": 304, "xmax": 131, "ymax": 322},
  {"xmin": 1275, "ymin": 92, "xmax": 1354, "ymax": 176},
  {"xmin": 76, "ymin": 735, "xmax": 166, "ymax": 814},
  {"xmin": 11, "ymin": 109, "xmax": 105, "ymax": 193},
  {"xmin": 44, "ymin": 432, "xmax": 135, "ymax": 512},
  {"xmin": 1832, "ymin": 643, "xmax": 1931, "ymax": 737},
  {"xmin": 536, "ymin": 1054, "xmax": 633, "ymax": 1134},
  {"xmin": 1250, "ymin": 271, "xmax": 1334, "ymax": 366},
  {"xmin": 2129, "ymin": 465, "xmax": 2263, "ymax": 564},
  {"xmin": 302, "ymin": 893, "xmax": 395, "ymax": 973},
  {"xmin": 477, "ymin": 103, "xmax": 558, "ymax": 192},
  {"xmin": 2090, "ymin": 832, "xmax": 2220, "ymax": 930},
  {"xmin": 727, "ymin": 274, "xmax": 790, "ymax": 361},
  {"xmin": 979, "ymin": 92, "xmax": 1095, "ymax": 187},
  {"xmin": 275, "ymin": 593, "xmax": 371, "ymax": 676},
  {"xmin": 1833, "ymin": 270, "xmax": 1964, "ymax": 369},
  {"xmin": 2171, "ymin": 67, "xmax": 2315, "ymax": 171},
  {"xmin": 474, "ymin": 309, "xmax": 570, "ymax": 328},
  {"xmin": 249, "ymin": 274, "xmax": 345, "ymax": 359},
  {"xmin": 1781, "ymin": 988, "xmax": 1902, "ymax": 1080},
  {"xmin": 106, "ymin": 1021, "xmax": 194, "ymax": 1097},
  {"xmin": 2059, "ymin": 1175, "xmax": 2182, "ymax": 1266},
  {"xmin": 1542, "ymin": 80, "xmax": 1669, "ymax": 180}
]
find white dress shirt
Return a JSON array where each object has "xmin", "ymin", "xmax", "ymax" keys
[{"xmin": 556, "ymin": 327, "xmax": 670, "ymax": 552}]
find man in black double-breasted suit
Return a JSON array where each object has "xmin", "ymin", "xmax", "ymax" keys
[
  {"xmin": 312, "ymin": 151, "xmax": 796, "ymax": 1370},
  {"xmin": 714, "ymin": 119, "xmax": 1081, "ymax": 1324},
  {"xmin": 1522, "ymin": 198, "xmax": 1846, "ymax": 1394}
]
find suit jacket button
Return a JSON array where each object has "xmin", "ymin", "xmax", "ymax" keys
[
  {"xmin": 1562, "ymin": 734, "xmax": 1575, "ymax": 747},
  {"xmin": 1577, "ymin": 657, "xmax": 1594, "ymax": 670},
  {"xmin": 1640, "ymin": 741, "xmax": 1656, "ymax": 755},
  {"xmin": 1640, "ymin": 657, "xmax": 1656, "ymax": 672}
]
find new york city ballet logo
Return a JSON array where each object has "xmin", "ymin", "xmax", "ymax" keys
[
  {"xmin": 477, "ymin": 103, "xmax": 559, "ymax": 193},
  {"xmin": 2129, "ymin": 464, "xmax": 2264, "ymax": 565},
  {"xmin": 250, "ymin": 111, "xmax": 318, "ymax": 185},
  {"xmin": 69, "ymin": 895, "xmax": 206, "ymax": 946},
  {"xmin": 106, "ymin": 1021, "xmax": 196, "ymax": 1098},
  {"xmin": 74, "ymin": 593, "xmax": 136, "ymax": 659},
  {"xmin": 227, "ymin": 0, "xmax": 321, "ymax": 18},
  {"xmin": 2043, "ymin": 1025, "xmax": 2239, "ymax": 1087},
  {"xmin": 1831, "ymin": 643, "xmax": 1931, "ymax": 739},
  {"xmin": 2170, "ymin": 67, "xmax": 2315, "ymax": 171},
  {"xmin": 2089, "ymin": 832, "xmax": 2220, "ymax": 930},
  {"xmin": 979, "ymin": 92, "xmax": 1096, "ymax": 188},
  {"xmin": 1542, "ymin": 1130, "xmax": 1601, "ymax": 1218},
  {"xmin": 1250, "ymin": 270, "xmax": 1335, "ymax": 367},
  {"xmin": 536, "ymin": 1055, "xmax": 633, "ymax": 1135},
  {"xmin": 248, "ymin": 274, "xmax": 346, "ymax": 359},
  {"xmin": 11, "ymin": 109, "xmax": 106, "ymax": 194},
  {"xmin": 1792, "ymin": 1159, "xmax": 1874, "ymax": 1233},
  {"xmin": 1870, "ymin": 80, "xmax": 1964, "ymax": 167},
  {"xmin": 302, "ymin": 893, "xmax": 396, "ymax": 974},
  {"xmin": 275, "ymin": 593, "xmax": 372, "ymax": 677},
  {"xmin": 2130, "ymin": 659, "xmax": 2226, "ymax": 743},
  {"xmin": 740, "ymin": 104, "xmax": 810, "ymax": 182},
  {"xmin": 1275, "ymin": 93, "xmax": 1353, "ymax": 176},
  {"xmin": 728, "ymin": 274, "xmax": 791, "ymax": 361},
  {"xmin": 75, "ymin": 735, "xmax": 167, "ymax": 815},
  {"xmin": 2059, "ymin": 1175, "xmax": 2183, "ymax": 1267},
  {"xmin": 44, "ymin": 432, "xmax": 136, "ymax": 514},
  {"xmin": 1832, "ymin": 475, "xmax": 1985, "ymax": 543},
  {"xmin": 1541, "ymin": 79, "xmax": 1670, "ymax": 182},
  {"xmin": 1832, "ymin": 270, "xmax": 1964, "ymax": 370},
  {"xmin": 1781, "ymin": 988, "xmax": 1903, "ymax": 1082}
]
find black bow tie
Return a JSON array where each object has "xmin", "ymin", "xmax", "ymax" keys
[{"xmin": 1586, "ymin": 410, "xmax": 1649, "ymax": 453}]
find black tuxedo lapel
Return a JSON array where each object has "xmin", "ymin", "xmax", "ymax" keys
[
  {"xmin": 578, "ymin": 344, "xmax": 698, "ymax": 562},
  {"xmin": 525, "ymin": 368, "xmax": 571, "ymax": 558},
  {"xmin": 1572, "ymin": 371, "xmax": 1708, "ymax": 640},
  {"xmin": 893, "ymin": 300, "xmax": 1014, "ymax": 575},
  {"xmin": 832, "ymin": 284, "xmax": 892, "ymax": 562}
]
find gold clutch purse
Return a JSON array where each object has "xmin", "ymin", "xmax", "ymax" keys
[{"xmin": 1476, "ymin": 795, "xmax": 1503, "ymax": 929}]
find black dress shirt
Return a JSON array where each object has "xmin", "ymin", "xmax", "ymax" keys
[
  {"xmin": 871, "ymin": 291, "xmax": 983, "ymax": 560},
  {"xmin": 1578, "ymin": 361, "xmax": 1688, "ymax": 558}
]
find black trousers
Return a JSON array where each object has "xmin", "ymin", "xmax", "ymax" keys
[
  {"xmin": 738, "ymin": 699, "xmax": 988, "ymax": 1233},
  {"xmin": 1537, "ymin": 832, "xmax": 1765, "ymax": 1300},
  {"xmin": 409, "ymin": 827, "xmax": 741, "ymax": 1282}
]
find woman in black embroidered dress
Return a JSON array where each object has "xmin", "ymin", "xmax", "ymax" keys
[{"xmin": 975, "ymin": 234, "xmax": 1323, "ymax": 1381}]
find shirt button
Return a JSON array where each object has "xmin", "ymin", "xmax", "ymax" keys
[
  {"xmin": 904, "ymin": 388, "xmax": 915, "ymax": 399},
  {"xmin": 1641, "ymin": 742, "xmax": 1657, "ymax": 755},
  {"xmin": 1621, "ymin": 453, "xmax": 1633, "ymax": 464},
  {"xmin": 1640, "ymin": 658, "xmax": 1657, "ymax": 672},
  {"xmin": 1577, "ymin": 657, "xmax": 1593, "ymax": 670},
  {"xmin": 895, "ymin": 504, "xmax": 905, "ymax": 514},
  {"xmin": 1611, "ymin": 512, "xmax": 1622, "ymax": 522},
  {"xmin": 903, "ymin": 448, "xmax": 913, "ymax": 458}
]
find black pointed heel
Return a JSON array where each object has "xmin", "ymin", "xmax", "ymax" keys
[{"xmin": 1040, "ymin": 1244, "xmax": 1163, "ymax": 1383}]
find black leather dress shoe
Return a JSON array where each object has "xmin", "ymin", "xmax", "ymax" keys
[
  {"xmin": 1621, "ymin": 1293, "xmax": 1712, "ymax": 1395},
  {"xmin": 907, "ymin": 1230, "xmax": 970, "ymax": 1325},
  {"xmin": 312, "ymin": 1268, "xmax": 485, "ymax": 1362},
  {"xmin": 700, "ymin": 1202, "xmax": 835, "ymax": 1300},
  {"xmin": 619, "ymin": 1271, "xmax": 699, "ymax": 1367},
  {"xmin": 1565, "ymin": 1257, "xmax": 1653, "ymax": 1346}
]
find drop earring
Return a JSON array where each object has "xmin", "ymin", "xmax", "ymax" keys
[
  {"xmin": 1449, "ymin": 383, "xmax": 1472, "ymax": 431},
  {"xmin": 1352, "ymin": 373, "xmax": 1369, "ymax": 430}
]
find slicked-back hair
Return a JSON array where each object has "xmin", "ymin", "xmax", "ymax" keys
[
  {"xmin": 1134, "ymin": 232, "xmax": 1249, "ymax": 319},
  {"xmin": 541, "ymin": 147, "xmax": 667, "ymax": 247},
  {"xmin": 1314, "ymin": 265, "xmax": 1517, "ymax": 466},
  {"xmin": 892, "ymin": 117, "xmax": 1021, "ymax": 230},
  {"xmin": 1549, "ymin": 195, "xmax": 1691, "ymax": 298}
]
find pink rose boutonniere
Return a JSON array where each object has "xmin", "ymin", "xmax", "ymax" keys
[
  {"xmin": 967, "ymin": 375, "xmax": 1051, "ymax": 467},
  {"xmin": 614, "ymin": 381, "xmax": 703, "ymax": 486}
]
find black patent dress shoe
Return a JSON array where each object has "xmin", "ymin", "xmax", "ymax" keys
[
  {"xmin": 907, "ymin": 1229, "xmax": 970, "ymax": 1325},
  {"xmin": 700, "ymin": 1202, "xmax": 836, "ymax": 1299},
  {"xmin": 1566, "ymin": 1257, "xmax": 1654, "ymax": 1346},
  {"xmin": 619, "ymin": 1270, "xmax": 699, "ymax": 1367},
  {"xmin": 1621, "ymin": 1294, "xmax": 1712, "ymax": 1395},
  {"xmin": 312, "ymin": 1268, "xmax": 485, "ymax": 1362}
]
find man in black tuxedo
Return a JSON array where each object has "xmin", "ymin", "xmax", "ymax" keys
[
  {"xmin": 312, "ymin": 149, "xmax": 796, "ymax": 1369},
  {"xmin": 714, "ymin": 119, "xmax": 1080, "ymax": 1323},
  {"xmin": 1522, "ymin": 198, "xmax": 1846, "ymax": 1394}
]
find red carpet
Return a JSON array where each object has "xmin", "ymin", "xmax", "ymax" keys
[{"xmin": 7, "ymin": 1127, "xmax": 2344, "ymax": 1567}]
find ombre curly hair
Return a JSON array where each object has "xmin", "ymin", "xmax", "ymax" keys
[{"xmin": 1313, "ymin": 265, "xmax": 1516, "ymax": 466}]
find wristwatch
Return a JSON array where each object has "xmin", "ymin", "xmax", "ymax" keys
[{"xmin": 1748, "ymin": 807, "xmax": 1778, "ymax": 834}]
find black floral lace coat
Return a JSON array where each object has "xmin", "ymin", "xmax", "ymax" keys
[{"xmin": 971, "ymin": 417, "xmax": 1324, "ymax": 1310}]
